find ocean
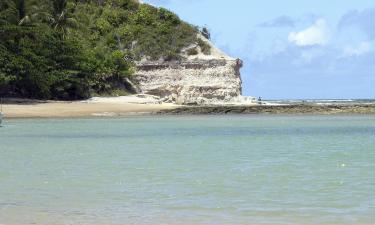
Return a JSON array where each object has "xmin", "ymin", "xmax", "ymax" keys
[
  {"xmin": 1, "ymin": 115, "xmax": 375, "ymax": 225},
  {"xmin": 263, "ymin": 99, "xmax": 375, "ymax": 105}
]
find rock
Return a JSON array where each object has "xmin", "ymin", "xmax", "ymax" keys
[
  {"xmin": 134, "ymin": 59, "xmax": 245, "ymax": 105},
  {"xmin": 133, "ymin": 34, "xmax": 255, "ymax": 105},
  {"xmin": 157, "ymin": 104, "xmax": 375, "ymax": 115}
]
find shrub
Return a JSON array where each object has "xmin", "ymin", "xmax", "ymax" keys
[
  {"xmin": 0, "ymin": 0, "xmax": 201, "ymax": 99},
  {"xmin": 187, "ymin": 48, "xmax": 198, "ymax": 56},
  {"xmin": 197, "ymin": 38, "xmax": 211, "ymax": 55}
]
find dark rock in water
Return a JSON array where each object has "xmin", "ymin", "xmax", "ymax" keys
[{"xmin": 157, "ymin": 104, "xmax": 375, "ymax": 115}]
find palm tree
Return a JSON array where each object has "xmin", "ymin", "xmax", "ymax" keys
[
  {"xmin": 50, "ymin": 0, "xmax": 79, "ymax": 38},
  {"xmin": 0, "ymin": 0, "xmax": 46, "ymax": 26},
  {"xmin": 0, "ymin": 0, "xmax": 26, "ymax": 25}
]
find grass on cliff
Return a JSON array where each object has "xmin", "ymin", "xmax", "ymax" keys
[{"xmin": 0, "ymin": 0, "xmax": 201, "ymax": 100}]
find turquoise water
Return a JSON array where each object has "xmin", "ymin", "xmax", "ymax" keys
[{"xmin": 0, "ymin": 115, "xmax": 375, "ymax": 225}]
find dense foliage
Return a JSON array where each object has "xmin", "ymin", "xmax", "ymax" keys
[{"xmin": 0, "ymin": 0, "xmax": 199, "ymax": 99}]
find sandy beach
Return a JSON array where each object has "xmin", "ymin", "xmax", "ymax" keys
[
  {"xmin": 3, "ymin": 99, "xmax": 375, "ymax": 118},
  {"xmin": 1, "ymin": 97, "xmax": 177, "ymax": 118}
]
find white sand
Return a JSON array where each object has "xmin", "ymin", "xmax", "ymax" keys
[{"xmin": 2, "ymin": 96, "xmax": 177, "ymax": 118}]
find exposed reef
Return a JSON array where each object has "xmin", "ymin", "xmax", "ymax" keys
[{"xmin": 157, "ymin": 104, "xmax": 375, "ymax": 115}]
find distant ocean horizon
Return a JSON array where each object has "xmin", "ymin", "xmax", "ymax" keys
[{"xmin": 263, "ymin": 98, "xmax": 375, "ymax": 104}]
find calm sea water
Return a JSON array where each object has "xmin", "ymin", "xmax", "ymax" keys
[{"xmin": 0, "ymin": 115, "xmax": 375, "ymax": 225}]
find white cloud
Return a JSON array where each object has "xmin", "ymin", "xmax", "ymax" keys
[
  {"xmin": 343, "ymin": 41, "xmax": 373, "ymax": 57},
  {"xmin": 288, "ymin": 19, "xmax": 330, "ymax": 46}
]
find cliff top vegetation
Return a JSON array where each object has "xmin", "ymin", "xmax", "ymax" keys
[{"xmin": 0, "ymin": 0, "xmax": 205, "ymax": 100}]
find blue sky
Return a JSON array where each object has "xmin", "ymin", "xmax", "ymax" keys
[{"xmin": 143, "ymin": 0, "xmax": 375, "ymax": 99}]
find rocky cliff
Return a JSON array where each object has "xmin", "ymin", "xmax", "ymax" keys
[{"xmin": 134, "ymin": 35, "xmax": 251, "ymax": 105}]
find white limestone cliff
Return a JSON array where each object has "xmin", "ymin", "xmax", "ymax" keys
[{"xmin": 134, "ymin": 35, "xmax": 255, "ymax": 105}]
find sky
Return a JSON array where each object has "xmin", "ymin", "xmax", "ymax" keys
[{"xmin": 143, "ymin": 0, "xmax": 375, "ymax": 99}]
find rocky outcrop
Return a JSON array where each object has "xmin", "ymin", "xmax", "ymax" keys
[
  {"xmin": 133, "ymin": 33, "xmax": 255, "ymax": 105},
  {"xmin": 133, "ymin": 34, "xmax": 255, "ymax": 105},
  {"xmin": 158, "ymin": 104, "xmax": 375, "ymax": 115},
  {"xmin": 134, "ymin": 58, "xmax": 244, "ymax": 105}
]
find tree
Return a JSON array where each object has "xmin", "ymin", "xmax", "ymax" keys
[
  {"xmin": 0, "ymin": 0, "xmax": 48, "ymax": 26},
  {"xmin": 0, "ymin": 0, "xmax": 202, "ymax": 100},
  {"xmin": 0, "ymin": 0, "xmax": 28, "ymax": 25},
  {"xmin": 50, "ymin": 0, "xmax": 79, "ymax": 38}
]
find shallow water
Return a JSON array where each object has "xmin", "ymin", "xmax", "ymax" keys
[{"xmin": 0, "ymin": 115, "xmax": 375, "ymax": 225}]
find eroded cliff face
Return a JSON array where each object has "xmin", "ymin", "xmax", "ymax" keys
[
  {"xmin": 134, "ymin": 59, "xmax": 243, "ymax": 105},
  {"xmin": 133, "ymin": 35, "xmax": 248, "ymax": 105}
]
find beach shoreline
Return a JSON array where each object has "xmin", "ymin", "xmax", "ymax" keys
[
  {"xmin": 1, "ymin": 98, "xmax": 178, "ymax": 118},
  {"xmin": 2, "ymin": 97, "xmax": 375, "ymax": 118}
]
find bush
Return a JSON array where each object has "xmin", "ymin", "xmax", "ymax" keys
[
  {"xmin": 197, "ymin": 38, "xmax": 211, "ymax": 55},
  {"xmin": 0, "ymin": 25, "xmax": 91, "ymax": 99},
  {"xmin": 0, "ymin": 0, "xmax": 201, "ymax": 99},
  {"xmin": 187, "ymin": 48, "xmax": 198, "ymax": 56}
]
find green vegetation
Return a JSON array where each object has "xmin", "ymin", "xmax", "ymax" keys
[
  {"xmin": 197, "ymin": 38, "xmax": 211, "ymax": 55},
  {"xmin": 0, "ymin": 0, "xmax": 203, "ymax": 100},
  {"xmin": 187, "ymin": 47, "xmax": 198, "ymax": 56}
]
